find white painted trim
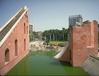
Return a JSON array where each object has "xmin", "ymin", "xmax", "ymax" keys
[
  {"xmin": 86, "ymin": 21, "xmax": 95, "ymax": 48},
  {"xmin": 0, "ymin": 6, "xmax": 28, "ymax": 47},
  {"xmin": 0, "ymin": 8, "xmax": 22, "ymax": 31}
]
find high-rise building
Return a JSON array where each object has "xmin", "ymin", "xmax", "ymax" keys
[
  {"xmin": 29, "ymin": 25, "xmax": 33, "ymax": 41},
  {"xmin": 69, "ymin": 15, "xmax": 83, "ymax": 27},
  {"xmin": 29, "ymin": 25, "xmax": 33, "ymax": 32}
]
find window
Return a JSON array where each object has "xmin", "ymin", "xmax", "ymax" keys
[
  {"xmin": 24, "ymin": 39, "xmax": 26, "ymax": 51},
  {"xmin": 69, "ymin": 50, "xmax": 72, "ymax": 60},
  {"xmin": 5, "ymin": 48, "xmax": 9, "ymax": 62},
  {"xmin": 24, "ymin": 23, "xmax": 26, "ymax": 34},
  {"xmin": 27, "ymin": 26, "xmax": 28, "ymax": 34},
  {"xmin": 15, "ymin": 40, "xmax": 18, "ymax": 56}
]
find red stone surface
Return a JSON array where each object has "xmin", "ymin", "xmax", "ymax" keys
[
  {"xmin": 59, "ymin": 21, "xmax": 98, "ymax": 67},
  {"xmin": 71, "ymin": 21, "xmax": 98, "ymax": 67},
  {"xmin": 0, "ymin": 11, "xmax": 29, "ymax": 75}
]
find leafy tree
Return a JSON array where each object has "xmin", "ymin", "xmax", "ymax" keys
[{"xmin": 42, "ymin": 28, "xmax": 68, "ymax": 42}]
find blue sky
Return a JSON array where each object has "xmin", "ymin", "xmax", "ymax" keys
[{"xmin": 0, "ymin": 0, "xmax": 99, "ymax": 31}]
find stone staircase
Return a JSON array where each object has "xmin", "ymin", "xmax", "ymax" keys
[{"xmin": 82, "ymin": 55, "xmax": 99, "ymax": 75}]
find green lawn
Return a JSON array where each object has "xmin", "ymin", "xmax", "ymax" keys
[
  {"xmin": 7, "ymin": 51, "xmax": 89, "ymax": 76},
  {"xmin": 49, "ymin": 41, "xmax": 67, "ymax": 46}
]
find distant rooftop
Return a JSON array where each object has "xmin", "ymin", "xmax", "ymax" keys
[
  {"xmin": 69, "ymin": 15, "xmax": 83, "ymax": 27},
  {"xmin": 69, "ymin": 15, "xmax": 82, "ymax": 18}
]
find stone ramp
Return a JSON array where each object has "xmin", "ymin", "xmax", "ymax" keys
[
  {"xmin": 54, "ymin": 43, "xmax": 70, "ymax": 62},
  {"xmin": 82, "ymin": 56, "xmax": 99, "ymax": 76}
]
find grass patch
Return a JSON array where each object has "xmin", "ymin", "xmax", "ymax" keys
[{"xmin": 49, "ymin": 41, "xmax": 66, "ymax": 47}]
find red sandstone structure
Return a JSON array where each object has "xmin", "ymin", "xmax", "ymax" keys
[
  {"xmin": 0, "ymin": 6, "xmax": 29, "ymax": 75},
  {"xmin": 55, "ymin": 20, "xmax": 98, "ymax": 67}
]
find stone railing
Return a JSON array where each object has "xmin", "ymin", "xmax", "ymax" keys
[{"xmin": 0, "ymin": 8, "xmax": 25, "ymax": 41}]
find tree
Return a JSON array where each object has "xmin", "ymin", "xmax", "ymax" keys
[{"xmin": 42, "ymin": 28, "xmax": 68, "ymax": 42}]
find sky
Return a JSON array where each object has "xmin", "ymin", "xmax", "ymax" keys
[{"xmin": 0, "ymin": 0, "xmax": 99, "ymax": 31}]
